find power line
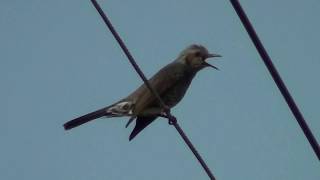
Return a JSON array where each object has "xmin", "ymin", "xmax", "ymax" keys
[
  {"xmin": 90, "ymin": 0, "xmax": 217, "ymax": 179},
  {"xmin": 230, "ymin": 0, "xmax": 320, "ymax": 161}
]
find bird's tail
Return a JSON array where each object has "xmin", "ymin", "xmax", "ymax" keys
[
  {"xmin": 64, "ymin": 107, "xmax": 109, "ymax": 130},
  {"xmin": 63, "ymin": 101, "xmax": 134, "ymax": 130}
]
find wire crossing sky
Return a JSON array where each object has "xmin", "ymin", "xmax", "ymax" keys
[
  {"xmin": 230, "ymin": 0, "xmax": 320, "ymax": 160},
  {"xmin": 1, "ymin": 0, "xmax": 319, "ymax": 180}
]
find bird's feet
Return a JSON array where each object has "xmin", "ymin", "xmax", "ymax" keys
[
  {"xmin": 167, "ymin": 115, "xmax": 177, "ymax": 125},
  {"xmin": 159, "ymin": 109, "xmax": 177, "ymax": 125},
  {"xmin": 159, "ymin": 111, "xmax": 169, "ymax": 118}
]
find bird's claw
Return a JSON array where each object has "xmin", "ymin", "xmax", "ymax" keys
[
  {"xmin": 158, "ymin": 110, "xmax": 177, "ymax": 125},
  {"xmin": 168, "ymin": 115, "xmax": 177, "ymax": 125},
  {"xmin": 159, "ymin": 107, "xmax": 177, "ymax": 125}
]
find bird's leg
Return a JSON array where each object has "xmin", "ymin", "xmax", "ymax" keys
[
  {"xmin": 140, "ymin": 107, "xmax": 177, "ymax": 124},
  {"xmin": 159, "ymin": 111, "xmax": 168, "ymax": 118},
  {"xmin": 167, "ymin": 114, "xmax": 177, "ymax": 125},
  {"xmin": 162, "ymin": 107, "xmax": 177, "ymax": 125}
]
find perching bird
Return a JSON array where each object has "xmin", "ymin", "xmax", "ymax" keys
[{"xmin": 64, "ymin": 44, "xmax": 221, "ymax": 140}]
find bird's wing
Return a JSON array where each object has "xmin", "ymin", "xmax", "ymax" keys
[
  {"xmin": 128, "ymin": 62, "xmax": 185, "ymax": 114},
  {"xmin": 129, "ymin": 116, "xmax": 157, "ymax": 141}
]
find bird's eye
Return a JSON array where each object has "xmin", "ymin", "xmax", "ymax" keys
[{"xmin": 195, "ymin": 52, "xmax": 201, "ymax": 57}]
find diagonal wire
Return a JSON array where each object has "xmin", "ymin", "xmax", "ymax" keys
[
  {"xmin": 90, "ymin": 0, "xmax": 216, "ymax": 179},
  {"xmin": 230, "ymin": 0, "xmax": 320, "ymax": 160}
]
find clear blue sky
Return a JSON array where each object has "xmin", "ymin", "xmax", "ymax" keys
[{"xmin": 1, "ymin": 0, "xmax": 319, "ymax": 179}]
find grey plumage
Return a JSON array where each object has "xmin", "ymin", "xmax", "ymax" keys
[{"xmin": 63, "ymin": 44, "xmax": 221, "ymax": 140}]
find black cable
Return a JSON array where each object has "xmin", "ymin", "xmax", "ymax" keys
[
  {"xmin": 90, "ymin": 0, "xmax": 217, "ymax": 179},
  {"xmin": 230, "ymin": 0, "xmax": 320, "ymax": 160}
]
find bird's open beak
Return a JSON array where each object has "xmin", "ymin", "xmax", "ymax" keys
[
  {"xmin": 204, "ymin": 53, "xmax": 222, "ymax": 70},
  {"xmin": 207, "ymin": 53, "xmax": 222, "ymax": 58}
]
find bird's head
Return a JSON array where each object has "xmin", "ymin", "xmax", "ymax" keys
[{"xmin": 178, "ymin": 44, "xmax": 221, "ymax": 71}]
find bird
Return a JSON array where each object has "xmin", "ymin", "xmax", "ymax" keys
[{"xmin": 63, "ymin": 44, "xmax": 221, "ymax": 141}]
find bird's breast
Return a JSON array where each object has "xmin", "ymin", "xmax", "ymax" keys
[{"xmin": 161, "ymin": 73, "xmax": 195, "ymax": 108}]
